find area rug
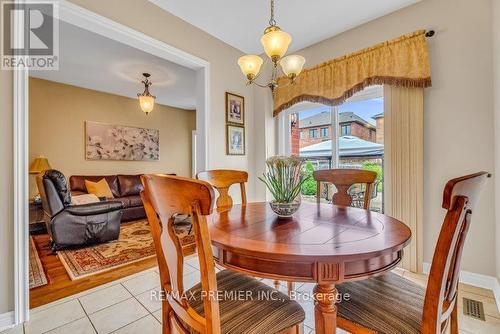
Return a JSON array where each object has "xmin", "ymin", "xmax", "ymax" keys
[
  {"xmin": 58, "ymin": 218, "xmax": 195, "ymax": 280},
  {"xmin": 29, "ymin": 236, "xmax": 48, "ymax": 289}
]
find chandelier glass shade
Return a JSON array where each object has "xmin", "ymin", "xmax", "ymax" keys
[
  {"xmin": 260, "ymin": 28, "xmax": 291, "ymax": 60},
  {"xmin": 280, "ymin": 55, "xmax": 306, "ymax": 78},
  {"xmin": 237, "ymin": 55, "xmax": 264, "ymax": 80},
  {"xmin": 237, "ymin": 0, "xmax": 305, "ymax": 92}
]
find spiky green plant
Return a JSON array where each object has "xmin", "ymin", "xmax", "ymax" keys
[{"xmin": 258, "ymin": 156, "xmax": 307, "ymax": 203}]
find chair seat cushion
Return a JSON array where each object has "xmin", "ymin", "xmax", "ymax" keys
[
  {"xmin": 336, "ymin": 272, "xmax": 425, "ymax": 334},
  {"xmin": 186, "ymin": 270, "xmax": 305, "ymax": 334}
]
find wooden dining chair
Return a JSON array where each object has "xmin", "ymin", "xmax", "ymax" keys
[
  {"xmin": 313, "ymin": 169, "xmax": 377, "ymax": 209},
  {"xmin": 196, "ymin": 169, "xmax": 248, "ymax": 209},
  {"xmin": 335, "ymin": 171, "xmax": 491, "ymax": 334},
  {"xmin": 140, "ymin": 174, "xmax": 305, "ymax": 334},
  {"xmin": 198, "ymin": 169, "xmax": 298, "ymax": 295}
]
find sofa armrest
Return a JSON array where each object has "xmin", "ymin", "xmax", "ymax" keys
[{"xmin": 66, "ymin": 201, "xmax": 123, "ymax": 216}]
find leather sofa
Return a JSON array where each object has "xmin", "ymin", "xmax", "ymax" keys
[
  {"xmin": 37, "ymin": 170, "xmax": 123, "ymax": 250},
  {"xmin": 70, "ymin": 174, "xmax": 147, "ymax": 222}
]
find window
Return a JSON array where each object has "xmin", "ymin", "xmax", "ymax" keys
[
  {"xmin": 285, "ymin": 94, "xmax": 384, "ymax": 212},
  {"xmin": 341, "ymin": 124, "xmax": 351, "ymax": 136}
]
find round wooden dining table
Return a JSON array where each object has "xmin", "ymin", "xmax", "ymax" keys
[{"xmin": 207, "ymin": 202, "xmax": 411, "ymax": 334}]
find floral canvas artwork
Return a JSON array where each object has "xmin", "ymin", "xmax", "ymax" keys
[{"xmin": 86, "ymin": 121, "xmax": 159, "ymax": 161}]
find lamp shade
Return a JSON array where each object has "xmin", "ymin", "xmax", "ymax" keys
[
  {"xmin": 139, "ymin": 95, "xmax": 155, "ymax": 114},
  {"xmin": 237, "ymin": 55, "xmax": 264, "ymax": 79},
  {"xmin": 260, "ymin": 29, "xmax": 291, "ymax": 59},
  {"xmin": 29, "ymin": 157, "xmax": 51, "ymax": 174},
  {"xmin": 280, "ymin": 55, "xmax": 305, "ymax": 78}
]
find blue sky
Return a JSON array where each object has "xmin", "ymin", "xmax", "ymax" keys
[{"xmin": 298, "ymin": 97, "xmax": 383, "ymax": 125}]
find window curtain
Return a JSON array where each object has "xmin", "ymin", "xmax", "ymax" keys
[
  {"xmin": 273, "ymin": 30, "xmax": 431, "ymax": 116},
  {"xmin": 384, "ymin": 85, "xmax": 424, "ymax": 273}
]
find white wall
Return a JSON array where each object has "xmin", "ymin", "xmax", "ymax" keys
[
  {"xmin": 0, "ymin": 0, "xmax": 257, "ymax": 314},
  {"xmin": 256, "ymin": 0, "xmax": 497, "ymax": 277}
]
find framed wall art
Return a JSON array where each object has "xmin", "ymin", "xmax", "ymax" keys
[
  {"xmin": 85, "ymin": 121, "xmax": 159, "ymax": 161},
  {"xmin": 225, "ymin": 92, "xmax": 244, "ymax": 125},
  {"xmin": 226, "ymin": 124, "xmax": 245, "ymax": 155}
]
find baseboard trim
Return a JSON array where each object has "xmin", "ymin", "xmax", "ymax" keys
[
  {"xmin": 493, "ymin": 279, "xmax": 500, "ymax": 314},
  {"xmin": 0, "ymin": 311, "xmax": 15, "ymax": 332},
  {"xmin": 423, "ymin": 262, "xmax": 500, "ymax": 313}
]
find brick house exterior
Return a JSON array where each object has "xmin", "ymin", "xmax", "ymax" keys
[
  {"xmin": 291, "ymin": 120, "xmax": 300, "ymax": 155},
  {"xmin": 373, "ymin": 112, "xmax": 384, "ymax": 144},
  {"xmin": 294, "ymin": 112, "xmax": 377, "ymax": 154}
]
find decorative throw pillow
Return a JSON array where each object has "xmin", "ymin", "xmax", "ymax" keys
[
  {"xmin": 85, "ymin": 178, "xmax": 114, "ymax": 199},
  {"xmin": 71, "ymin": 194, "xmax": 100, "ymax": 206}
]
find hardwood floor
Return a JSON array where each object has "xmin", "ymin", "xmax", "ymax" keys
[{"xmin": 29, "ymin": 234, "xmax": 158, "ymax": 309}]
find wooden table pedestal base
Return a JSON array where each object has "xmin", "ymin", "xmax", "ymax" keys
[{"xmin": 314, "ymin": 283, "xmax": 338, "ymax": 334}]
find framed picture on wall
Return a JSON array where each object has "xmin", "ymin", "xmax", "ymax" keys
[
  {"xmin": 225, "ymin": 92, "xmax": 244, "ymax": 125},
  {"xmin": 226, "ymin": 125, "xmax": 245, "ymax": 155},
  {"xmin": 85, "ymin": 121, "xmax": 159, "ymax": 161}
]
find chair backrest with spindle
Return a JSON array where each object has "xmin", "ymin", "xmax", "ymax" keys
[
  {"xmin": 422, "ymin": 172, "xmax": 490, "ymax": 333},
  {"xmin": 197, "ymin": 169, "xmax": 248, "ymax": 209},
  {"xmin": 140, "ymin": 174, "xmax": 220, "ymax": 334},
  {"xmin": 312, "ymin": 169, "xmax": 377, "ymax": 209}
]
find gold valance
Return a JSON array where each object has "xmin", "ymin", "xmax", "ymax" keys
[{"xmin": 273, "ymin": 30, "xmax": 431, "ymax": 116}]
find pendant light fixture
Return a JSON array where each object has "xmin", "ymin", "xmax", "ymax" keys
[
  {"xmin": 137, "ymin": 73, "xmax": 156, "ymax": 115},
  {"xmin": 237, "ymin": 0, "xmax": 305, "ymax": 92}
]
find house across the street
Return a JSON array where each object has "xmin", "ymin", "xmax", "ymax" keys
[{"xmin": 298, "ymin": 111, "xmax": 377, "ymax": 149}]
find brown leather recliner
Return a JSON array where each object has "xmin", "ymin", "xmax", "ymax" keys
[{"xmin": 37, "ymin": 170, "xmax": 123, "ymax": 251}]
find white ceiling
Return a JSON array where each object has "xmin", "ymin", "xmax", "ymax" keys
[
  {"xmin": 30, "ymin": 21, "xmax": 197, "ymax": 110},
  {"xmin": 150, "ymin": 0, "xmax": 420, "ymax": 54}
]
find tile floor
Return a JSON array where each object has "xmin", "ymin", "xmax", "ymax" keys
[{"xmin": 2, "ymin": 255, "xmax": 499, "ymax": 334}]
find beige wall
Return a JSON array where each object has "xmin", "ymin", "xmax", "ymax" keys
[
  {"xmin": 29, "ymin": 77, "xmax": 195, "ymax": 198},
  {"xmin": 493, "ymin": 0, "xmax": 500, "ymax": 280},
  {"xmin": 257, "ymin": 0, "xmax": 497, "ymax": 277},
  {"xmin": 0, "ymin": 0, "xmax": 256, "ymax": 314},
  {"xmin": 0, "ymin": 69, "xmax": 13, "ymax": 314}
]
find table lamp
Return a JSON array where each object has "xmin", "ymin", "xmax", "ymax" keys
[
  {"xmin": 29, "ymin": 156, "xmax": 51, "ymax": 175},
  {"xmin": 29, "ymin": 156, "xmax": 51, "ymax": 202}
]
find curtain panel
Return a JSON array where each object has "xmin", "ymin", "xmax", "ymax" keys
[
  {"xmin": 384, "ymin": 85, "xmax": 424, "ymax": 273},
  {"xmin": 273, "ymin": 30, "xmax": 431, "ymax": 116}
]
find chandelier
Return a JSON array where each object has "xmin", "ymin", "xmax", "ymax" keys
[
  {"xmin": 237, "ymin": 0, "xmax": 305, "ymax": 92},
  {"xmin": 137, "ymin": 73, "xmax": 156, "ymax": 115}
]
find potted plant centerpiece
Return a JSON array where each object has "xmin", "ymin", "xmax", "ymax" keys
[{"xmin": 259, "ymin": 156, "xmax": 306, "ymax": 219}]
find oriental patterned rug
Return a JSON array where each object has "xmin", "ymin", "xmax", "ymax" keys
[
  {"xmin": 29, "ymin": 236, "xmax": 48, "ymax": 289},
  {"xmin": 58, "ymin": 218, "xmax": 195, "ymax": 280}
]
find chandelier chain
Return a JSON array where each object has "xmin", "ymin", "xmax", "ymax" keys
[{"xmin": 269, "ymin": 0, "xmax": 276, "ymax": 26}]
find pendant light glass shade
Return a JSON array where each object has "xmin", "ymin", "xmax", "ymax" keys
[
  {"xmin": 237, "ymin": 55, "xmax": 264, "ymax": 79},
  {"xmin": 279, "ymin": 55, "xmax": 305, "ymax": 77},
  {"xmin": 139, "ymin": 95, "xmax": 155, "ymax": 114},
  {"xmin": 260, "ymin": 29, "xmax": 291, "ymax": 59}
]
